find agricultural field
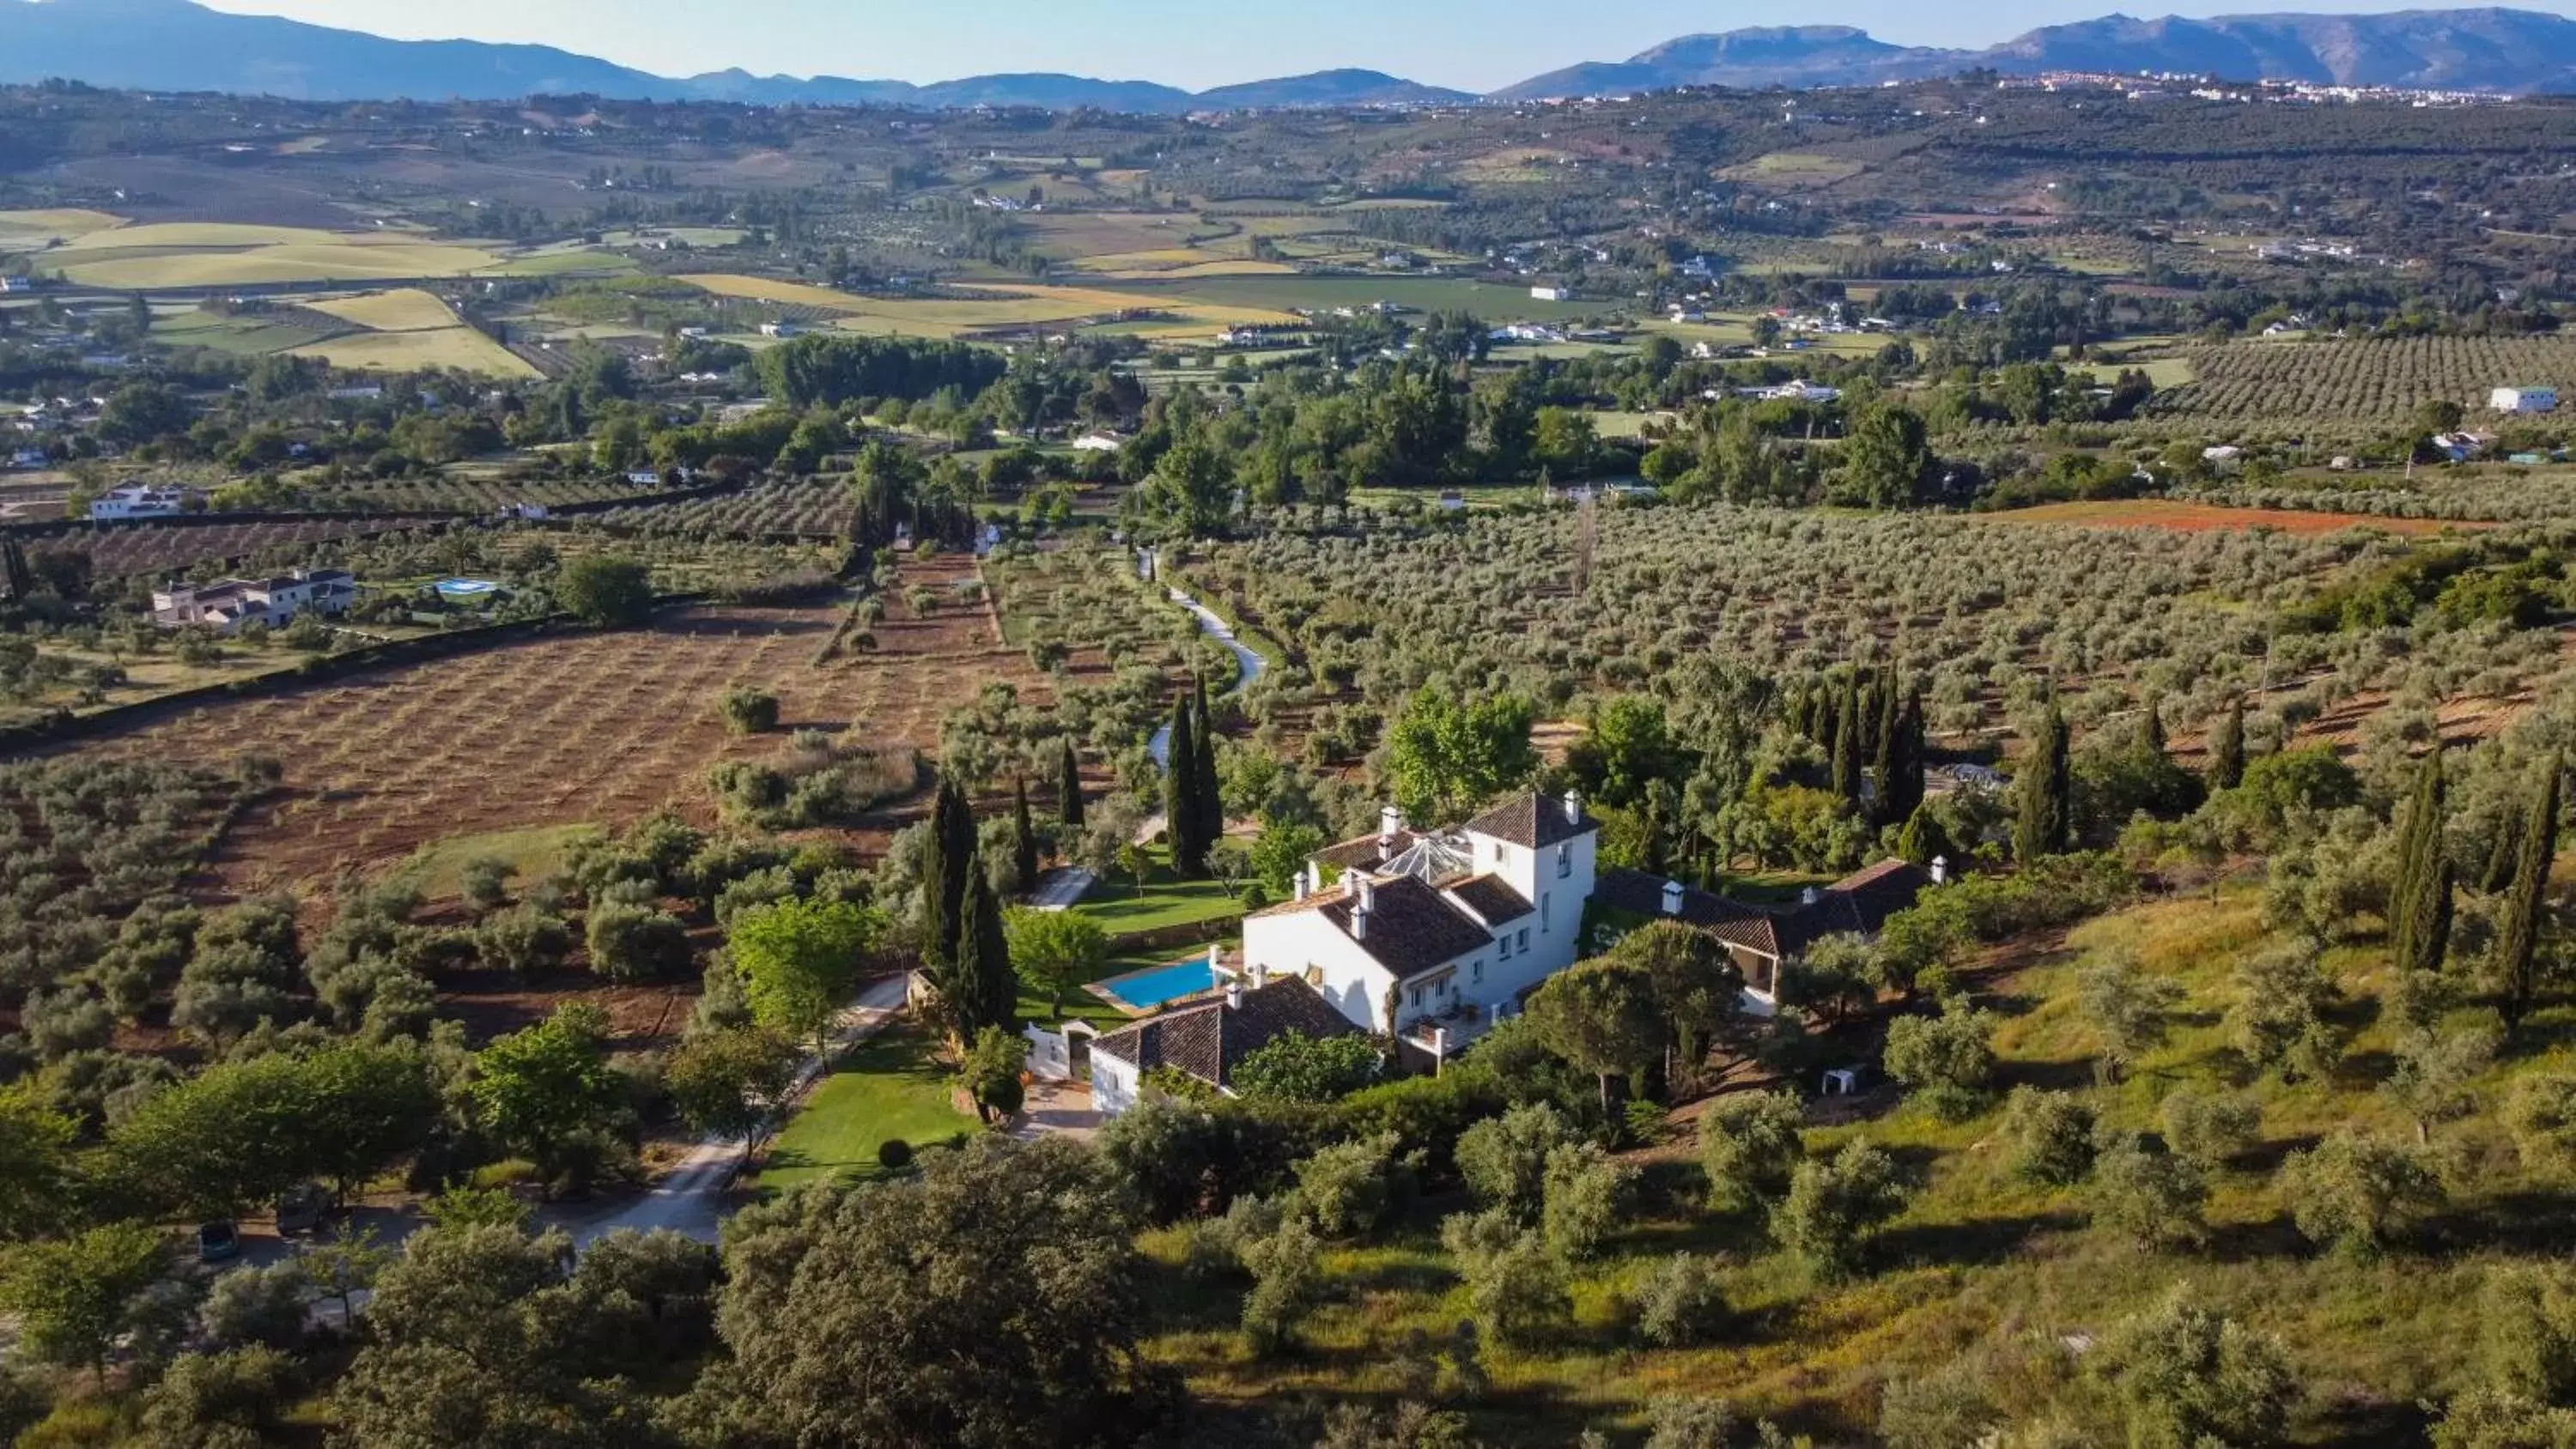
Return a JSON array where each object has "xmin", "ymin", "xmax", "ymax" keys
[
  {"xmin": 1971, "ymin": 499, "xmax": 2475, "ymax": 537},
  {"xmin": 2144, "ymin": 336, "xmax": 2576, "ymax": 434},
  {"xmin": 1196, "ymin": 503, "xmax": 2564, "ymax": 745},
  {"xmin": 58, "ymin": 554, "xmax": 1054, "ymax": 891},
  {"xmin": 599, "ymin": 477, "xmax": 856, "ymax": 539},
  {"xmin": 25, "ymin": 515, "xmax": 456, "ymax": 581},
  {"xmin": 677, "ymin": 272, "xmax": 1302, "ymax": 341},
  {"xmin": 5, "ymin": 217, "xmax": 624, "ymax": 290},
  {"xmin": 0, "ymin": 206, "xmax": 126, "ymax": 249},
  {"xmin": 285, "ymin": 324, "xmax": 538, "ymax": 379}
]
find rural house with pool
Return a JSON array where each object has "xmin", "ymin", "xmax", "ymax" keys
[{"xmin": 1078, "ymin": 794, "xmax": 1940, "ymax": 1117}]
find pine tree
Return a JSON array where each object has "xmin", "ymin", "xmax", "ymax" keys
[
  {"xmin": 924, "ymin": 777, "xmax": 978, "ymax": 970},
  {"xmin": 2389, "ymin": 751, "xmax": 2453, "ymax": 979},
  {"xmin": 2498, "ymin": 752, "xmax": 2561, "ymax": 1039},
  {"xmin": 2208, "ymin": 697, "xmax": 2246, "ymax": 791},
  {"xmin": 1871, "ymin": 674, "xmax": 1902, "ymax": 826},
  {"xmin": 2014, "ymin": 704, "xmax": 2072, "ymax": 862},
  {"xmin": 1012, "ymin": 778, "xmax": 1040, "ymax": 895},
  {"xmin": 1831, "ymin": 670, "xmax": 1863, "ymax": 812},
  {"xmin": 1057, "ymin": 737, "xmax": 1085, "ymax": 832},
  {"xmin": 1165, "ymin": 697, "xmax": 1206, "ymax": 877}
]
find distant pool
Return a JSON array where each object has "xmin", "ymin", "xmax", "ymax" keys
[{"xmin": 1096, "ymin": 958, "xmax": 1221, "ymax": 1013}]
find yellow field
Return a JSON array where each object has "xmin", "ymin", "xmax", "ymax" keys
[
  {"xmin": 58, "ymin": 240, "xmax": 509, "ymax": 289},
  {"xmin": 303, "ymin": 288, "xmax": 463, "ymax": 331},
  {"xmin": 0, "ymin": 208, "xmax": 127, "ymax": 247},
  {"xmin": 1065, "ymin": 252, "xmax": 1299, "ymax": 281},
  {"xmin": 679, "ymin": 274, "xmax": 1301, "ymax": 341},
  {"xmin": 288, "ymin": 326, "xmax": 537, "ymax": 379}
]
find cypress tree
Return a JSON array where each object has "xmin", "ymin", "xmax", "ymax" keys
[
  {"xmin": 2208, "ymin": 697, "xmax": 2246, "ymax": 791},
  {"xmin": 1191, "ymin": 679, "xmax": 1224, "ymax": 848},
  {"xmin": 923, "ymin": 777, "xmax": 977, "ymax": 970},
  {"xmin": 2139, "ymin": 693, "xmax": 2167, "ymax": 761},
  {"xmin": 2014, "ymin": 704, "xmax": 2072, "ymax": 862},
  {"xmin": 951, "ymin": 857, "xmax": 1019, "ymax": 1040},
  {"xmin": 2482, "ymin": 805, "xmax": 2523, "ymax": 896},
  {"xmin": 0, "ymin": 539, "xmax": 29, "ymax": 603},
  {"xmin": 1896, "ymin": 801, "xmax": 1953, "ymax": 869},
  {"xmin": 1831, "ymin": 670, "xmax": 1863, "ymax": 811},
  {"xmin": 1058, "ymin": 737, "xmax": 1085, "ymax": 832},
  {"xmin": 1894, "ymin": 682, "xmax": 1929, "ymax": 824},
  {"xmin": 1012, "ymin": 778, "xmax": 1040, "ymax": 895},
  {"xmin": 1871, "ymin": 674, "xmax": 1903, "ymax": 826},
  {"xmin": 2498, "ymin": 753, "xmax": 2561, "ymax": 1039},
  {"xmin": 1165, "ymin": 697, "xmax": 1206, "ymax": 877},
  {"xmin": 2389, "ymin": 751, "xmax": 2453, "ymax": 979}
]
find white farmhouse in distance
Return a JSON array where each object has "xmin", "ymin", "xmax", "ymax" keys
[
  {"xmin": 150, "ymin": 569, "xmax": 356, "ymax": 634},
  {"xmin": 2493, "ymin": 386, "xmax": 2559, "ymax": 415},
  {"xmin": 89, "ymin": 484, "xmax": 194, "ymax": 520},
  {"xmin": 1530, "ymin": 285, "xmax": 1573, "ymax": 302}
]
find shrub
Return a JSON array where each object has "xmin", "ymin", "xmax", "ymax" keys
[
  {"xmin": 2000, "ymin": 1088, "xmax": 2098, "ymax": 1186},
  {"xmin": 1775, "ymin": 1138, "xmax": 1908, "ymax": 1282},
  {"xmin": 1230, "ymin": 1031, "xmax": 1382, "ymax": 1105},
  {"xmin": 2161, "ymin": 1088, "xmax": 2262, "ymax": 1170},
  {"xmin": 1291, "ymin": 1132, "xmax": 1410, "ymax": 1240},
  {"xmin": 1455, "ymin": 1101, "xmax": 1577, "ymax": 1219},
  {"xmin": 2090, "ymin": 1135, "xmax": 2210, "ymax": 1253},
  {"xmin": 1882, "ymin": 1003, "xmax": 1998, "ymax": 1120},
  {"xmin": 876, "ymin": 1138, "xmax": 913, "ymax": 1171},
  {"xmin": 2506, "ymin": 1074, "xmax": 2576, "ymax": 1179},
  {"xmin": 1633, "ymin": 1253, "xmax": 1728, "ymax": 1349},
  {"xmin": 198, "ymin": 1260, "xmax": 311, "ymax": 1351},
  {"xmin": 1237, "ymin": 1215, "xmax": 1324, "ymax": 1358},
  {"xmin": 2280, "ymin": 1131, "xmax": 2442, "ymax": 1258},
  {"xmin": 1699, "ymin": 1090, "xmax": 1807, "ymax": 1214},
  {"xmin": 2096, "ymin": 1288, "xmax": 2296, "ymax": 1449},
  {"xmin": 1540, "ymin": 1143, "xmax": 1634, "ymax": 1262},
  {"xmin": 137, "ymin": 1346, "xmax": 298, "ymax": 1448},
  {"xmin": 584, "ymin": 902, "xmax": 691, "ymax": 982},
  {"xmin": 719, "ymin": 687, "xmax": 782, "ymax": 735},
  {"xmin": 1456, "ymin": 1226, "xmax": 1569, "ymax": 1351},
  {"xmin": 458, "ymin": 857, "xmax": 514, "ymax": 915},
  {"xmin": 556, "ymin": 555, "xmax": 654, "ymax": 627},
  {"xmin": 2227, "ymin": 944, "xmax": 2342, "ymax": 1082}
]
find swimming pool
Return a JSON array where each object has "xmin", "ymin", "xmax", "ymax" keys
[{"xmin": 1095, "ymin": 958, "xmax": 1222, "ymax": 1012}]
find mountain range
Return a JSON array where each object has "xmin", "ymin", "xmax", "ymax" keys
[{"xmin": 4, "ymin": 0, "xmax": 2576, "ymax": 108}]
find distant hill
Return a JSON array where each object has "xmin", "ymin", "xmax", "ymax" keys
[
  {"xmin": 0, "ymin": 0, "xmax": 1467, "ymax": 110},
  {"xmin": 5, "ymin": 0, "xmax": 2575, "ymax": 110},
  {"xmin": 1499, "ymin": 8, "xmax": 2576, "ymax": 97}
]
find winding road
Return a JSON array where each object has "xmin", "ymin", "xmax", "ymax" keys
[
  {"xmin": 1146, "ymin": 588, "xmax": 1269, "ymax": 771},
  {"xmin": 562, "ymin": 973, "xmax": 912, "ymax": 1247}
]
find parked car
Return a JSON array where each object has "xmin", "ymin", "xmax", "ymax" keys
[
  {"xmin": 197, "ymin": 1221, "xmax": 240, "ymax": 1263},
  {"xmin": 274, "ymin": 1183, "xmax": 328, "ymax": 1236}
]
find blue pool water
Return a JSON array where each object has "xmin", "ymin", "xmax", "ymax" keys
[{"xmin": 1103, "ymin": 960, "xmax": 1220, "ymax": 1010}]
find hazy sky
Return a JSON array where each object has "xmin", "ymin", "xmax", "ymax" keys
[{"xmin": 192, "ymin": 1, "xmax": 2576, "ymax": 89}]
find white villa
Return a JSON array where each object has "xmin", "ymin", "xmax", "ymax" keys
[
  {"xmin": 1246, "ymin": 792, "xmax": 1603, "ymax": 1050},
  {"xmin": 88, "ymin": 484, "xmax": 195, "ymax": 520},
  {"xmin": 1077, "ymin": 788, "xmax": 1938, "ymax": 1117},
  {"xmin": 2493, "ymin": 386, "xmax": 2559, "ymax": 415},
  {"xmin": 150, "ymin": 569, "xmax": 356, "ymax": 634}
]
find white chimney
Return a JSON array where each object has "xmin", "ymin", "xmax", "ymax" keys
[
  {"xmin": 1252, "ymin": 961, "xmax": 1269, "ymax": 989},
  {"xmin": 1381, "ymin": 804, "xmax": 1406, "ymax": 845},
  {"xmin": 1563, "ymin": 790, "xmax": 1583, "ymax": 825},
  {"xmin": 1801, "ymin": 886, "xmax": 1823, "ymax": 907},
  {"xmin": 1662, "ymin": 880, "xmax": 1686, "ymax": 917},
  {"xmin": 1357, "ymin": 876, "xmax": 1376, "ymax": 912},
  {"xmin": 1226, "ymin": 981, "xmax": 1244, "ymax": 1009},
  {"xmin": 1209, "ymin": 943, "xmax": 1224, "ymax": 973},
  {"xmin": 1931, "ymin": 855, "xmax": 1949, "ymax": 886},
  {"xmin": 1294, "ymin": 867, "xmax": 1309, "ymax": 902},
  {"xmin": 1352, "ymin": 906, "xmax": 1370, "ymax": 943}
]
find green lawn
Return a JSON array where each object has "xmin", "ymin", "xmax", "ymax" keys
[
  {"xmin": 390, "ymin": 823, "xmax": 598, "ymax": 901},
  {"xmin": 1072, "ymin": 851, "xmax": 1249, "ymax": 941},
  {"xmin": 756, "ymin": 1027, "xmax": 976, "ymax": 1191}
]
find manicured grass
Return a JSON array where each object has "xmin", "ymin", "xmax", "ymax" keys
[
  {"xmin": 1071, "ymin": 852, "xmax": 1249, "ymax": 939},
  {"xmin": 757, "ymin": 1027, "xmax": 977, "ymax": 1191},
  {"xmin": 390, "ymin": 823, "xmax": 598, "ymax": 902}
]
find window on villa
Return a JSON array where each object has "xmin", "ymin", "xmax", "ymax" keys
[
  {"xmin": 1557, "ymin": 845, "xmax": 1571, "ymax": 879},
  {"xmin": 1498, "ymin": 935, "xmax": 1511, "ymax": 960},
  {"xmin": 1409, "ymin": 987, "xmax": 1422, "ymax": 1009},
  {"xmin": 1518, "ymin": 928, "xmax": 1530, "ymax": 950},
  {"xmin": 1472, "ymin": 960, "xmax": 1485, "ymax": 984},
  {"xmin": 1541, "ymin": 895, "xmax": 1551, "ymax": 931}
]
